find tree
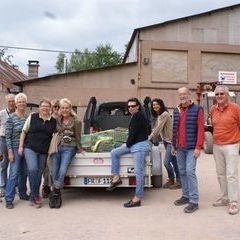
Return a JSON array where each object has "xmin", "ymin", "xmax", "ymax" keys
[{"xmin": 55, "ymin": 43, "xmax": 122, "ymax": 73}]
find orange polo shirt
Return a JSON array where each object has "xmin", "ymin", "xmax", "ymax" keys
[{"xmin": 210, "ymin": 102, "xmax": 240, "ymax": 145}]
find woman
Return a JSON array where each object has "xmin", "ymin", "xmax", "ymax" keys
[
  {"xmin": 50, "ymin": 98, "xmax": 82, "ymax": 208},
  {"xmin": 42, "ymin": 99, "xmax": 60, "ymax": 198},
  {"xmin": 19, "ymin": 98, "xmax": 56, "ymax": 208},
  {"xmin": 107, "ymin": 97, "xmax": 150, "ymax": 208},
  {"xmin": 5, "ymin": 93, "xmax": 29, "ymax": 209},
  {"xmin": 149, "ymin": 98, "xmax": 180, "ymax": 189}
]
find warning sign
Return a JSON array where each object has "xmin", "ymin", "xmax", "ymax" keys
[{"xmin": 218, "ymin": 71, "xmax": 237, "ymax": 84}]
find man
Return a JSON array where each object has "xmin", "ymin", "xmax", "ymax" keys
[
  {"xmin": 0, "ymin": 94, "xmax": 16, "ymax": 198},
  {"xmin": 171, "ymin": 87, "xmax": 204, "ymax": 213},
  {"xmin": 210, "ymin": 85, "xmax": 240, "ymax": 215}
]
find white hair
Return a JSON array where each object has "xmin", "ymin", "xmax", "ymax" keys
[
  {"xmin": 15, "ymin": 93, "xmax": 27, "ymax": 103},
  {"xmin": 214, "ymin": 85, "xmax": 229, "ymax": 94}
]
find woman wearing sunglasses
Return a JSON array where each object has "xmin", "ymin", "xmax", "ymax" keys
[{"xmin": 107, "ymin": 97, "xmax": 150, "ymax": 208}]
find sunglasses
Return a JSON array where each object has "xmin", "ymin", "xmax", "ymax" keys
[
  {"xmin": 128, "ymin": 104, "xmax": 137, "ymax": 108},
  {"xmin": 53, "ymin": 105, "xmax": 60, "ymax": 108},
  {"xmin": 215, "ymin": 92, "xmax": 225, "ymax": 96}
]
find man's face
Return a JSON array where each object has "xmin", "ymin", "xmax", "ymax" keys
[
  {"xmin": 7, "ymin": 97, "xmax": 15, "ymax": 111},
  {"xmin": 215, "ymin": 88, "xmax": 228, "ymax": 106},
  {"xmin": 127, "ymin": 101, "xmax": 139, "ymax": 115},
  {"xmin": 178, "ymin": 88, "xmax": 190, "ymax": 106}
]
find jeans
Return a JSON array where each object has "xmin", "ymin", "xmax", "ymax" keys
[
  {"xmin": 176, "ymin": 148, "xmax": 199, "ymax": 204},
  {"xmin": 24, "ymin": 148, "xmax": 47, "ymax": 200},
  {"xmin": 111, "ymin": 145, "xmax": 148, "ymax": 198},
  {"xmin": 163, "ymin": 141, "xmax": 179, "ymax": 180},
  {"xmin": 213, "ymin": 143, "xmax": 239, "ymax": 202},
  {"xmin": 0, "ymin": 137, "xmax": 9, "ymax": 189},
  {"xmin": 51, "ymin": 145, "xmax": 77, "ymax": 189},
  {"xmin": 5, "ymin": 148, "xmax": 28, "ymax": 203}
]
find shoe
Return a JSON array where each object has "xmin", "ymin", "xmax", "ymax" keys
[
  {"xmin": 174, "ymin": 196, "xmax": 189, "ymax": 206},
  {"xmin": 212, "ymin": 198, "xmax": 229, "ymax": 207},
  {"xmin": 184, "ymin": 203, "xmax": 199, "ymax": 213},
  {"xmin": 106, "ymin": 179, "xmax": 122, "ymax": 191},
  {"xmin": 30, "ymin": 196, "xmax": 42, "ymax": 208},
  {"xmin": 169, "ymin": 179, "xmax": 181, "ymax": 189},
  {"xmin": 19, "ymin": 194, "xmax": 30, "ymax": 201},
  {"xmin": 48, "ymin": 188, "xmax": 62, "ymax": 209},
  {"xmin": 6, "ymin": 202, "xmax": 14, "ymax": 209},
  {"xmin": 0, "ymin": 188, "xmax": 5, "ymax": 198},
  {"xmin": 228, "ymin": 202, "xmax": 239, "ymax": 215},
  {"xmin": 124, "ymin": 199, "xmax": 141, "ymax": 208},
  {"xmin": 42, "ymin": 185, "xmax": 51, "ymax": 198},
  {"xmin": 163, "ymin": 179, "xmax": 174, "ymax": 188}
]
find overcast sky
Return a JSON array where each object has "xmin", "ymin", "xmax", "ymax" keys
[{"xmin": 0, "ymin": 0, "xmax": 239, "ymax": 77}]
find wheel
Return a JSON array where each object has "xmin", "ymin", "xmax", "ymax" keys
[
  {"xmin": 151, "ymin": 175, "xmax": 162, "ymax": 188},
  {"xmin": 203, "ymin": 131, "xmax": 213, "ymax": 154}
]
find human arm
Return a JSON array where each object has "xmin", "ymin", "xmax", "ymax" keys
[
  {"xmin": 74, "ymin": 118, "xmax": 82, "ymax": 152},
  {"xmin": 5, "ymin": 116, "xmax": 14, "ymax": 161}
]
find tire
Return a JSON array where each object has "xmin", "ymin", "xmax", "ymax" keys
[
  {"xmin": 204, "ymin": 131, "xmax": 213, "ymax": 154},
  {"xmin": 152, "ymin": 175, "xmax": 162, "ymax": 188}
]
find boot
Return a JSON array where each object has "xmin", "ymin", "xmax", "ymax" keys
[
  {"xmin": 48, "ymin": 188, "xmax": 62, "ymax": 208},
  {"xmin": 163, "ymin": 179, "xmax": 174, "ymax": 188},
  {"xmin": 169, "ymin": 178, "xmax": 181, "ymax": 189}
]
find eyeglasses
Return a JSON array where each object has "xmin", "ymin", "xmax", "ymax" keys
[
  {"xmin": 53, "ymin": 105, "xmax": 60, "ymax": 108},
  {"xmin": 128, "ymin": 105, "xmax": 137, "ymax": 108},
  {"xmin": 215, "ymin": 92, "xmax": 225, "ymax": 96}
]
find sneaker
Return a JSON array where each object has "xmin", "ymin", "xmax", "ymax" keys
[
  {"xmin": 42, "ymin": 185, "xmax": 51, "ymax": 198},
  {"xmin": 163, "ymin": 179, "xmax": 174, "ymax": 188},
  {"xmin": 6, "ymin": 202, "xmax": 14, "ymax": 209},
  {"xmin": 19, "ymin": 194, "xmax": 30, "ymax": 201},
  {"xmin": 228, "ymin": 202, "xmax": 239, "ymax": 215},
  {"xmin": 212, "ymin": 198, "xmax": 229, "ymax": 207},
  {"xmin": 169, "ymin": 179, "xmax": 181, "ymax": 190},
  {"xmin": 30, "ymin": 196, "xmax": 42, "ymax": 208},
  {"xmin": 174, "ymin": 196, "xmax": 189, "ymax": 206},
  {"xmin": 123, "ymin": 199, "xmax": 141, "ymax": 208},
  {"xmin": 184, "ymin": 203, "xmax": 199, "ymax": 213}
]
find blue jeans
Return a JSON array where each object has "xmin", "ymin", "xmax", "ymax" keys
[
  {"xmin": 5, "ymin": 148, "xmax": 28, "ymax": 203},
  {"xmin": 24, "ymin": 148, "xmax": 47, "ymax": 199},
  {"xmin": 111, "ymin": 145, "xmax": 148, "ymax": 198},
  {"xmin": 51, "ymin": 145, "xmax": 77, "ymax": 189},
  {"xmin": 176, "ymin": 148, "xmax": 199, "ymax": 204},
  {"xmin": 0, "ymin": 137, "xmax": 9, "ymax": 189},
  {"xmin": 163, "ymin": 141, "xmax": 179, "ymax": 180}
]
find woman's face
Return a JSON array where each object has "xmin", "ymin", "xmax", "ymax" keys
[
  {"xmin": 52, "ymin": 104, "xmax": 60, "ymax": 115},
  {"xmin": 16, "ymin": 98, "xmax": 27, "ymax": 111},
  {"xmin": 60, "ymin": 102, "xmax": 71, "ymax": 117},
  {"xmin": 152, "ymin": 101, "xmax": 161, "ymax": 113},
  {"xmin": 39, "ymin": 102, "xmax": 51, "ymax": 116}
]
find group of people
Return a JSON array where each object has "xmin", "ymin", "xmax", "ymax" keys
[
  {"xmin": 0, "ymin": 84, "xmax": 239, "ymax": 215},
  {"xmin": 0, "ymin": 94, "xmax": 81, "ymax": 209}
]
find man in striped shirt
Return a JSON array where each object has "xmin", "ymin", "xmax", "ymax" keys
[{"xmin": 0, "ymin": 94, "xmax": 15, "ymax": 198}]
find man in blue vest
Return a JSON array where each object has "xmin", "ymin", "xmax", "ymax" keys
[{"xmin": 171, "ymin": 87, "xmax": 204, "ymax": 213}]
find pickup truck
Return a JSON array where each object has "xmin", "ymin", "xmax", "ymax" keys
[{"xmin": 64, "ymin": 97, "xmax": 163, "ymax": 188}]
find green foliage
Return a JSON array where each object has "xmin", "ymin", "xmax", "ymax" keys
[{"xmin": 55, "ymin": 43, "xmax": 122, "ymax": 73}]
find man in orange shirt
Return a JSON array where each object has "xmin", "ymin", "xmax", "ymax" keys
[{"xmin": 210, "ymin": 85, "xmax": 240, "ymax": 215}]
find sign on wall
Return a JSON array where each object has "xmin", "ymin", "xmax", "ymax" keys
[{"xmin": 218, "ymin": 71, "xmax": 237, "ymax": 84}]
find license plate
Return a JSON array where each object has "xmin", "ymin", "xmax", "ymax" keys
[{"xmin": 84, "ymin": 177, "xmax": 111, "ymax": 185}]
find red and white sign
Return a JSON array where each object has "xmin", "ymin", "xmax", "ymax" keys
[{"xmin": 218, "ymin": 71, "xmax": 237, "ymax": 84}]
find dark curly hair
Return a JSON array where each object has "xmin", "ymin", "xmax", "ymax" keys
[{"xmin": 151, "ymin": 98, "xmax": 168, "ymax": 117}]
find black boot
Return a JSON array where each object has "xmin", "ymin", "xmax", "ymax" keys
[{"xmin": 49, "ymin": 188, "xmax": 62, "ymax": 209}]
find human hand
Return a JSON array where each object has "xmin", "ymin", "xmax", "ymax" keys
[
  {"xmin": 8, "ymin": 149, "xmax": 14, "ymax": 162},
  {"xmin": 171, "ymin": 147, "xmax": 176, "ymax": 156},
  {"xmin": 121, "ymin": 143, "xmax": 126, "ymax": 147},
  {"xmin": 0, "ymin": 153, "xmax": 3, "ymax": 161},
  {"xmin": 193, "ymin": 149, "xmax": 201, "ymax": 159},
  {"xmin": 18, "ymin": 147, "xmax": 24, "ymax": 157}
]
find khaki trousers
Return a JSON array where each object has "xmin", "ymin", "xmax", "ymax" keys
[{"xmin": 213, "ymin": 143, "xmax": 239, "ymax": 202}]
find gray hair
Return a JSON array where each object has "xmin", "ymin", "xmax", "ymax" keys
[
  {"xmin": 5, "ymin": 94, "xmax": 15, "ymax": 101},
  {"xmin": 214, "ymin": 85, "xmax": 229, "ymax": 95},
  {"xmin": 15, "ymin": 93, "xmax": 27, "ymax": 103}
]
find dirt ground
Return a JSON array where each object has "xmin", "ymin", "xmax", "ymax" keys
[{"xmin": 0, "ymin": 152, "xmax": 240, "ymax": 240}]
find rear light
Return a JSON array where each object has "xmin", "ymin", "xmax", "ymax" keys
[
  {"xmin": 64, "ymin": 176, "xmax": 70, "ymax": 185},
  {"xmin": 129, "ymin": 177, "xmax": 136, "ymax": 185}
]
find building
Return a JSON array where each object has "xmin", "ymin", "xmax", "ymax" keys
[{"xmin": 16, "ymin": 3, "xmax": 240, "ymax": 118}]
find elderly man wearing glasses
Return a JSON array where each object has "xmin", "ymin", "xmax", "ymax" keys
[
  {"xmin": 107, "ymin": 97, "xmax": 150, "ymax": 208},
  {"xmin": 210, "ymin": 85, "xmax": 240, "ymax": 215}
]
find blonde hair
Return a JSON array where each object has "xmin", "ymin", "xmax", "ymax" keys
[
  {"xmin": 59, "ymin": 98, "xmax": 76, "ymax": 117},
  {"xmin": 15, "ymin": 93, "xmax": 27, "ymax": 103}
]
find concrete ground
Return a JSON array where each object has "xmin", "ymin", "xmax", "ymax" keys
[{"xmin": 0, "ymin": 152, "xmax": 239, "ymax": 240}]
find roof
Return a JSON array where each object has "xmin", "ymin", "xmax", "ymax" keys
[
  {"xmin": 0, "ymin": 60, "xmax": 28, "ymax": 88},
  {"xmin": 123, "ymin": 3, "xmax": 240, "ymax": 62}
]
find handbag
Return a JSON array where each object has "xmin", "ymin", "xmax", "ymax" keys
[{"xmin": 48, "ymin": 132, "xmax": 61, "ymax": 156}]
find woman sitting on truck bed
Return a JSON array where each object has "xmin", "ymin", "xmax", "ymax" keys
[
  {"xmin": 106, "ymin": 97, "xmax": 150, "ymax": 208},
  {"xmin": 50, "ymin": 98, "xmax": 82, "ymax": 208}
]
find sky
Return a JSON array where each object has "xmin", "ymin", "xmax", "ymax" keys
[{"xmin": 0, "ymin": 0, "xmax": 239, "ymax": 77}]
